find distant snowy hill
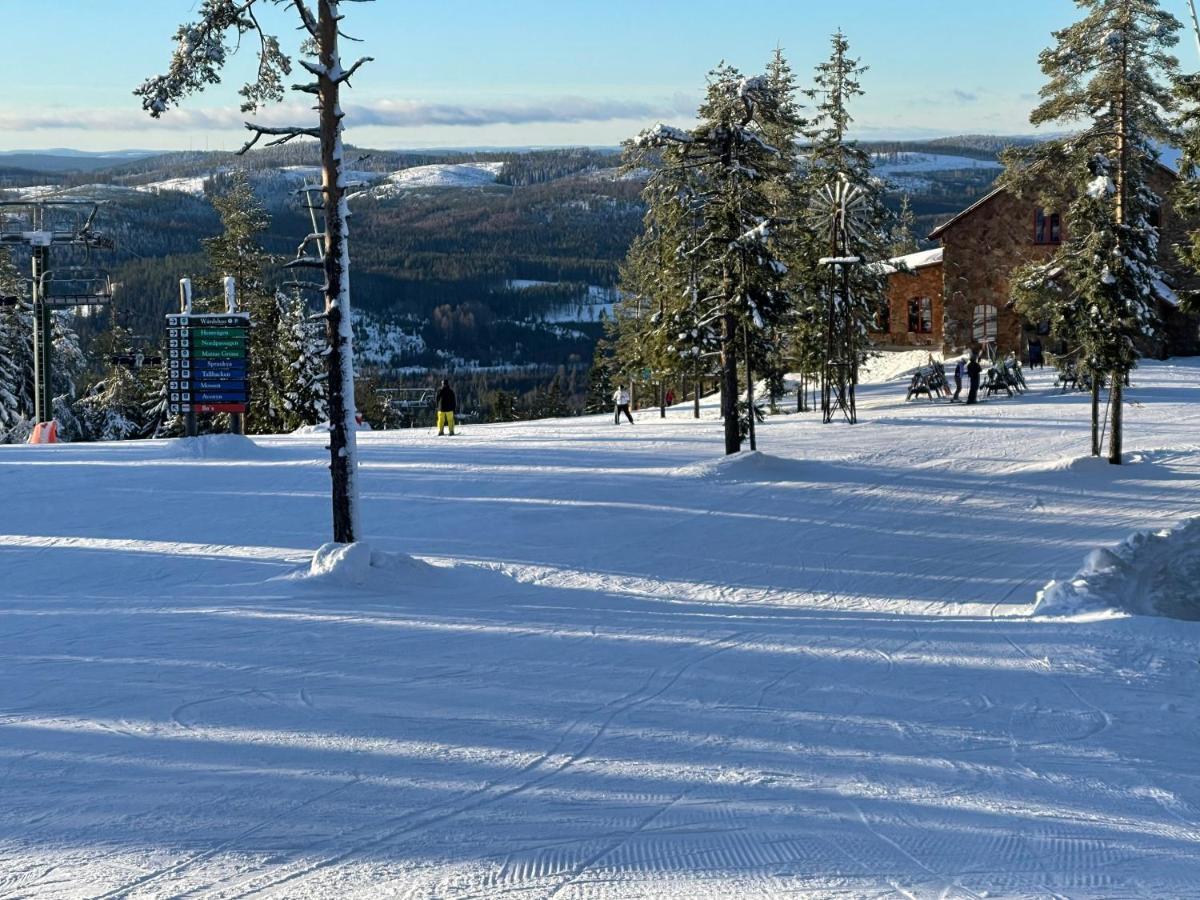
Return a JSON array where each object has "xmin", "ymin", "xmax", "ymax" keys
[
  {"xmin": 359, "ymin": 162, "xmax": 506, "ymax": 199},
  {"xmin": 872, "ymin": 151, "xmax": 1002, "ymax": 191}
]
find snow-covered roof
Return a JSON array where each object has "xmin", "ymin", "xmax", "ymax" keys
[
  {"xmin": 877, "ymin": 247, "xmax": 943, "ymax": 275},
  {"xmin": 1153, "ymin": 278, "xmax": 1180, "ymax": 307}
]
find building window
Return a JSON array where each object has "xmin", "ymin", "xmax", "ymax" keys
[
  {"xmin": 873, "ymin": 300, "xmax": 891, "ymax": 334},
  {"xmin": 1034, "ymin": 209, "xmax": 1062, "ymax": 245},
  {"xmin": 1149, "ymin": 205, "xmax": 1162, "ymax": 230},
  {"xmin": 973, "ymin": 304, "xmax": 998, "ymax": 343},
  {"xmin": 907, "ymin": 297, "xmax": 933, "ymax": 334}
]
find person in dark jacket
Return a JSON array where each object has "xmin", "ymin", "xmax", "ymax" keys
[
  {"xmin": 966, "ymin": 354, "xmax": 982, "ymax": 405},
  {"xmin": 435, "ymin": 379, "xmax": 457, "ymax": 435},
  {"xmin": 1028, "ymin": 337, "xmax": 1044, "ymax": 369}
]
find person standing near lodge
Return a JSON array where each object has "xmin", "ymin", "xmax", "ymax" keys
[
  {"xmin": 613, "ymin": 385, "xmax": 634, "ymax": 425},
  {"xmin": 436, "ymin": 378, "xmax": 457, "ymax": 436},
  {"xmin": 952, "ymin": 356, "xmax": 966, "ymax": 401},
  {"xmin": 1028, "ymin": 337, "xmax": 1044, "ymax": 369},
  {"xmin": 966, "ymin": 352, "xmax": 982, "ymax": 405}
]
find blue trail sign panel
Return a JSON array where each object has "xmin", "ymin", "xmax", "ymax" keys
[{"xmin": 165, "ymin": 312, "xmax": 251, "ymax": 415}]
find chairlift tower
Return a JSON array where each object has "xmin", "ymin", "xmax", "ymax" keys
[
  {"xmin": 0, "ymin": 199, "xmax": 114, "ymax": 422},
  {"xmin": 811, "ymin": 176, "xmax": 866, "ymax": 425}
]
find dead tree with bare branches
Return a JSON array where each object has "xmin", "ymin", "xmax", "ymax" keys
[{"xmin": 137, "ymin": 0, "xmax": 371, "ymax": 543}]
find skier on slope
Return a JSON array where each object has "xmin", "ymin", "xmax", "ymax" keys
[
  {"xmin": 436, "ymin": 379, "xmax": 457, "ymax": 436},
  {"xmin": 613, "ymin": 386, "xmax": 635, "ymax": 425},
  {"xmin": 951, "ymin": 356, "xmax": 966, "ymax": 402}
]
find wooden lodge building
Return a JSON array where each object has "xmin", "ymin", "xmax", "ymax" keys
[{"xmin": 870, "ymin": 165, "xmax": 1200, "ymax": 358}]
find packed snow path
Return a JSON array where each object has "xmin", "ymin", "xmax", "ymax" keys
[{"xmin": 2, "ymin": 362, "xmax": 1200, "ymax": 899}]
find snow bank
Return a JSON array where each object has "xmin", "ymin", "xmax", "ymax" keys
[
  {"xmin": 291, "ymin": 420, "xmax": 372, "ymax": 435},
  {"xmin": 1035, "ymin": 517, "xmax": 1200, "ymax": 621},
  {"xmin": 301, "ymin": 542, "xmax": 435, "ymax": 589},
  {"xmin": 1014, "ymin": 448, "xmax": 1190, "ymax": 478},
  {"xmin": 164, "ymin": 434, "xmax": 274, "ymax": 460},
  {"xmin": 859, "ymin": 350, "xmax": 945, "ymax": 384},
  {"xmin": 672, "ymin": 450, "xmax": 808, "ymax": 483}
]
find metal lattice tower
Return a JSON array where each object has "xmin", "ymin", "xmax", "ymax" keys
[
  {"xmin": 811, "ymin": 176, "xmax": 867, "ymax": 425},
  {"xmin": 0, "ymin": 199, "xmax": 113, "ymax": 423}
]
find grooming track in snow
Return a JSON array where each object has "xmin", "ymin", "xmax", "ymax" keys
[{"xmin": 1, "ymin": 361, "xmax": 1200, "ymax": 897}]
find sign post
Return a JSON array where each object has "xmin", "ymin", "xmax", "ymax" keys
[{"xmin": 167, "ymin": 277, "xmax": 251, "ymax": 436}]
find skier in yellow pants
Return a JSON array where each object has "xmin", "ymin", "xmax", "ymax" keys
[{"xmin": 436, "ymin": 379, "xmax": 457, "ymax": 436}]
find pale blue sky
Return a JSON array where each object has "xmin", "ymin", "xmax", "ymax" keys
[{"xmin": 2, "ymin": 0, "xmax": 1197, "ymax": 151}]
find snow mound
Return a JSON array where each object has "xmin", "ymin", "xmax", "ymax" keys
[
  {"xmin": 1017, "ymin": 448, "xmax": 1188, "ymax": 477},
  {"xmin": 1035, "ymin": 517, "xmax": 1200, "ymax": 621},
  {"xmin": 291, "ymin": 423, "xmax": 330, "ymax": 435},
  {"xmin": 672, "ymin": 451, "xmax": 808, "ymax": 483},
  {"xmin": 290, "ymin": 420, "xmax": 372, "ymax": 435},
  {"xmin": 166, "ymin": 434, "xmax": 273, "ymax": 460},
  {"xmin": 303, "ymin": 542, "xmax": 435, "ymax": 589}
]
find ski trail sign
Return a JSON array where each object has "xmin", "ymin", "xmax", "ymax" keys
[{"xmin": 166, "ymin": 313, "xmax": 251, "ymax": 415}]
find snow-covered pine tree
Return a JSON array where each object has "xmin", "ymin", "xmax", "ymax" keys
[
  {"xmin": 611, "ymin": 229, "xmax": 676, "ymax": 410},
  {"xmin": 1005, "ymin": 0, "xmax": 1181, "ymax": 464},
  {"xmin": 202, "ymin": 170, "xmax": 286, "ymax": 434},
  {"xmin": 0, "ymin": 301, "xmax": 83, "ymax": 440},
  {"xmin": 758, "ymin": 48, "xmax": 810, "ymax": 418},
  {"xmin": 1173, "ymin": 15, "xmax": 1200, "ymax": 311},
  {"xmin": 888, "ymin": 194, "xmax": 919, "ymax": 258},
  {"xmin": 139, "ymin": 359, "xmax": 181, "ymax": 439},
  {"xmin": 627, "ymin": 64, "xmax": 794, "ymax": 454},
  {"xmin": 0, "ymin": 250, "xmax": 28, "ymax": 435},
  {"xmin": 75, "ymin": 365, "xmax": 148, "ymax": 442},
  {"xmin": 276, "ymin": 291, "xmax": 328, "ymax": 429},
  {"xmin": 140, "ymin": 0, "xmax": 367, "ymax": 542},
  {"xmin": 799, "ymin": 31, "xmax": 894, "ymax": 408},
  {"xmin": 584, "ymin": 340, "xmax": 617, "ymax": 414},
  {"xmin": 51, "ymin": 311, "xmax": 86, "ymax": 404}
]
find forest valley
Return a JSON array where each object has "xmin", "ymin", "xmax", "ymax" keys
[{"xmin": 4, "ymin": 7, "xmax": 1199, "ymax": 453}]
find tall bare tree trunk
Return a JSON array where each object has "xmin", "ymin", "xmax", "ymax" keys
[
  {"xmin": 1109, "ymin": 374, "xmax": 1123, "ymax": 464},
  {"xmin": 744, "ymin": 324, "xmax": 756, "ymax": 452},
  {"xmin": 319, "ymin": 0, "xmax": 359, "ymax": 542},
  {"xmin": 1109, "ymin": 6, "xmax": 1130, "ymax": 466},
  {"xmin": 721, "ymin": 312, "xmax": 741, "ymax": 455},
  {"xmin": 1091, "ymin": 374, "xmax": 1101, "ymax": 457}
]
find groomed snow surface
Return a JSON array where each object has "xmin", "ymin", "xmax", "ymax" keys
[{"xmin": 3, "ymin": 360, "xmax": 1200, "ymax": 898}]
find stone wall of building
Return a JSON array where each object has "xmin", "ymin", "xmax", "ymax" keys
[
  {"xmin": 939, "ymin": 191, "xmax": 1057, "ymax": 356},
  {"xmin": 870, "ymin": 263, "xmax": 944, "ymax": 349},
  {"xmin": 938, "ymin": 166, "xmax": 1199, "ymax": 357}
]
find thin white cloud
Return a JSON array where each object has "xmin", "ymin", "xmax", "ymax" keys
[{"xmin": 0, "ymin": 96, "xmax": 697, "ymax": 133}]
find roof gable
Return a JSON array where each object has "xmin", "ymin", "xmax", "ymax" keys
[{"xmin": 927, "ymin": 159, "xmax": 1179, "ymax": 241}]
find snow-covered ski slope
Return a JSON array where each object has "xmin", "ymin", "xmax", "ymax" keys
[{"xmin": 2, "ymin": 361, "xmax": 1200, "ymax": 899}]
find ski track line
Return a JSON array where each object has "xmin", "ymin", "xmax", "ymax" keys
[
  {"xmin": 537, "ymin": 788, "xmax": 691, "ymax": 900},
  {"xmin": 207, "ymin": 631, "xmax": 750, "ymax": 899},
  {"xmin": 89, "ymin": 775, "xmax": 364, "ymax": 900}
]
